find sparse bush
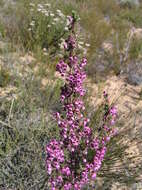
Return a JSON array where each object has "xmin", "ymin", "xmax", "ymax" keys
[
  {"xmin": 27, "ymin": 2, "xmax": 70, "ymax": 53},
  {"xmin": 120, "ymin": 7, "xmax": 142, "ymax": 27},
  {"xmin": 0, "ymin": 75, "xmax": 63, "ymax": 189},
  {"xmin": 0, "ymin": 67, "xmax": 10, "ymax": 87}
]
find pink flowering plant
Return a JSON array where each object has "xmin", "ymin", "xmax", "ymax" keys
[{"xmin": 46, "ymin": 11, "xmax": 117, "ymax": 190}]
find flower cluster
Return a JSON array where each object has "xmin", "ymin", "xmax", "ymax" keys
[
  {"xmin": 46, "ymin": 140, "xmax": 64, "ymax": 175},
  {"xmin": 28, "ymin": 2, "xmax": 74, "ymax": 55},
  {"xmin": 29, "ymin": 3, "xmax": 66, "ymax": 29},
  {"xmin": 29, "ymin": 2, "xmax": 90, "ymax": 56},
  {"xmin": 56, "ymin": 60, "xmax": 67, "ymax": 77},
  {"xmin": 46, "ymin": 12, "xmax": 117, "ymax": 190}
]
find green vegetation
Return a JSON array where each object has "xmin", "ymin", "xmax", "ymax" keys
[{"xmin": 0, "ymin": 0, "xmax": 142, "ymax": 189}]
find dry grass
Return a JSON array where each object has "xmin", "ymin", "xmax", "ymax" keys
[{"xmin": 0, "ymin": 0, "xmax": 142, "ymax": 189}]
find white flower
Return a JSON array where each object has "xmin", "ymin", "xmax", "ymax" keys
[
  {"xmin": 45, "ymin": 12, "xmax": 49, "ymax": 17},
  {"xmin": 30, "ymin": 3, "xmax": 35, "ymax": 7},
  {"xmin": 28, "ymin": 28, "xmax": 32, "ymax": 31},
  {"xmin": 53, "ymin": 18, "xmax": 60, "ymax": 22},
  {"xmin": 41, "ymin": 9, "xmax": 47, "ymax": 14},
  {"xmin": 85, "ymin": 43, "xmax": 90, "ymax": 47},
  {"xmin": 48, "ymin": 25, "xmax": 51, "ymax": 28},
  {"xmin": 50, "ymin": 13, "xmax": 55, "ymax": 17},
  {"xmin": 60, "ymin": 41, "xmax": 65, "ymax": 49},
  {"xmin": 43, "ymin": 48, "xmax": 48, "ymax": 55},
  {"xmin": 56, "ymin": 9, "xmax": 61, "ymax": 13},
  {"xmin": 43, "ymin": 48, "xmax": 47, "ymax": 52},
  {"xmin": 37, "ymin": 4, "xmax": 43, "ymax": 8},
  {"xmin": 64, "ymin": 27, "xmax": 69, "ymax": 31},
  {"xmin": 78, "ymin": 41, "xmax": 84, "ymax": 45},
  {"xmin": 58, "ymin": 12, "xmax": 65, "ymax": 18},
  {"xmin": 78, "ymin": 44, "xmax": 83, "ymax": 49},
  {"xmin": 45, "ymin": 3, "xmax": 51, "ymax": 7},
  {"xmin": 56, "ymin": 10, "xmax": 65, "ymax": 17},
  {"xmin": 66, "ymin": 20, "xmax": 70, "ymax": 26},
  {"xmin": 60, "ymin": 38, "xmax": 64, "ymax": 42},
  {"xmin": 37, "ymin": 8, "xmax": 42, "ymax": 12},
  {"xmin": 30, "ymin": 21, "xmax": 35, "ymax": 26}
]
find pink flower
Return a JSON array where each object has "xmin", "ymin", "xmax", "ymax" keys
[
  {"xmin": 64, "ymin": 183, "xmax": 72, "ymax": 190},
  {"xmin": 62, "ymin": 167, "xmax": 71, "ymax": 176},
  {"xmin": 64, "ymin": 42, "xmax": 68, "ymax": 49},
  {"xmin": 46, "ymin": 12, "xmax": 117, "ymax": 190},
  {"xmin": 92, "ymin": 173, "xmax": 96, "ymax": 180}
]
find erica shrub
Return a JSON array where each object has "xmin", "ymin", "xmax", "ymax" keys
[{"xmin": 46, "ymin": 11, "xmax": 117, "ymax": 190}]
